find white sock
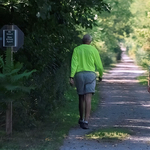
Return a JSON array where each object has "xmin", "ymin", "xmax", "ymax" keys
[{"xmin": 84, "ymin": 121, "xmax": 88, "ymax": 124}]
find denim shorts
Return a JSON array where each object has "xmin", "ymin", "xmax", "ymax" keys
[{"xmin": 74, "ymin": 71, "xmax": 96, "ymax": 95}]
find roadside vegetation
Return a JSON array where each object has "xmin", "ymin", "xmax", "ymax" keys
[
  {"xmin": 137, "ymin": 76, "xmax": 148, "ymax": 86},
  {"xmin": 0, "ymin": 0, "xmax": 149, "ymax": 149},
  {"xmin": 0, "ymin": 86, "xmax": 100, "ymax": 150},
  {"xmin": 125, "ymin": 0, "xmax": 150, "ymax": 70}
]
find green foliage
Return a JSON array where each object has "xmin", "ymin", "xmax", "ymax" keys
[
  {"xmin": 78, "ymin": 0, "xmax": 133, "ymax": 66},
  {"xmin": 125, "ymin": 0, "xmax": 150, "ymax": 69},
  {"xmin": 0, "ymin": 0, "xmax": 134, "ymax": 130},
  {"xmin": 0, "ymin": 49, "xmax": 36, "ymax": 102},
  {"xmin": 0, "ymin": 48, "xmax": 36, "ymax": 131},
  {"xmin": 0, "ymin": 0, "xmax": 110, "ymax": 128},
  {"xmin": 137, "ymin": 75, "xmax": 148, "ymax": 86},
  {"xmin": 0, "ymin": 86, "xmax": 100, "ymax": 150}
]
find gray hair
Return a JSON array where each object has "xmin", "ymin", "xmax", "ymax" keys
[{"xmin": 82, "ymin": 34, "xmax": 92, "ymax": 44}]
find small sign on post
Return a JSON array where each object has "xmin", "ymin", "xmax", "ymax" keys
[
  {"xmin": 0, "ymin": 25, "xmax": 24, "ymax": 135},
  {"xmin": 3, "ymin": 30, "xmax": 17, "ymax": 47},
  {"xmin": 0, "ymin": 25, "xmax": 24, "ymax": 52}
]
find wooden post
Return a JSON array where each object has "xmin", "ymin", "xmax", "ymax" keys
[
  {"xmin": 5, "ymin": 25, "xmax": 14, "ymax": 135},
  {"xmin": 6, "ymin": 47, "xmax": 13, "ymax": 135},
  {"xmin": 6, "ymin": 101, "xmax": 12, "ymax": 135}
]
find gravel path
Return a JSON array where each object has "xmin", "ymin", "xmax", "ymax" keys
[{"xmin": 60, "ymin": 51, "xmax": 150, "ymax": 150}]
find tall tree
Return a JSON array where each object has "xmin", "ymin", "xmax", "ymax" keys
[
  {"xmin": 125, "ymin": 0, "xmax": 150, "ymax": 67},
  {"xmin": 0, "ymin": 0, "xmax": 110, "ymax": 129}
]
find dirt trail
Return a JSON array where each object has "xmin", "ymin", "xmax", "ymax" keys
[{"xmin": 60, "ymin": 51, "xmax": 150, "ymax": 150}]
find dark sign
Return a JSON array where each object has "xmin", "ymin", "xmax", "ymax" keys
[
  {"xmin": 0, "ymin": 25, "xmax": 24, "ymax": 52},
  {"xmin": 3, "ymin": 30, "xmax": 17, "ymax": 47}
]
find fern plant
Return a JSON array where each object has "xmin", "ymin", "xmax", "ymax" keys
[{"xmin": 0, "ymin": 49, "xmax": 36, "ymax": 102}]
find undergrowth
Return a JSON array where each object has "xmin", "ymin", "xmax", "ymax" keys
[{"xmin": 0, "ymin": 85, "xmax": 100, "ymax": 150}]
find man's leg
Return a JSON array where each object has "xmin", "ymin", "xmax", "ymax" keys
[
  {"xmin": 84, "ymin": 93, "xmax": 92, "ymax": 122},
  {"xmin": 79, "ymin": 95, "xmax": 85, "ymax": 121},
  {"xmin": 80, "ymin": 93, "xmax": 92, "ymax": 129}
]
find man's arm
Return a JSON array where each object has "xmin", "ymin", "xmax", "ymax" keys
[
  {"xmin": 70, "ymin": 49, "xmax": 78, "ymax": 78},
  {"xmin": 94, "ymin": 49, "xmax": 104, "ymax": 78},
  {"xmin": 70, "ymin": 49, "xmax": 78, "ymax": 86}
]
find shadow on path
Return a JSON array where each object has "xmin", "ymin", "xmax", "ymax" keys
[{"xmin": 60, "ymin": 52, "xmax": 150, "ymax": 150}]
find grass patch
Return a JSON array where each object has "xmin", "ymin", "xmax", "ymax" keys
[
  {"xmin": 0, "ymin": 85, "xmax": 100, "ymax": 150},
  {"xmin": 137, "ymin": 75, "xmax": 148, "ymax": 86},
  {"xmin": 85, "ymin": 127, "xmax": 131, "ymax": 142}
]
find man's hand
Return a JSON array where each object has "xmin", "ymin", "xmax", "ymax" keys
[
  {"xmin": 98, "ymin": 77, "xmax": 102, "ymax": 82},
  {"xmin": 70, "ymin": 78, "xmax": 74, "ymax": 86}
]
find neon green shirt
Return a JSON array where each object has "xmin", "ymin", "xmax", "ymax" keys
[{"xmin": 70, "ymin": 44, "xmax": 103, "ymax": 78}]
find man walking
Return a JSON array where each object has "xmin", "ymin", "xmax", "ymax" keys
[{"xmin": 70, "ymin": 34, "xmax": 103, "ymax": 129}]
